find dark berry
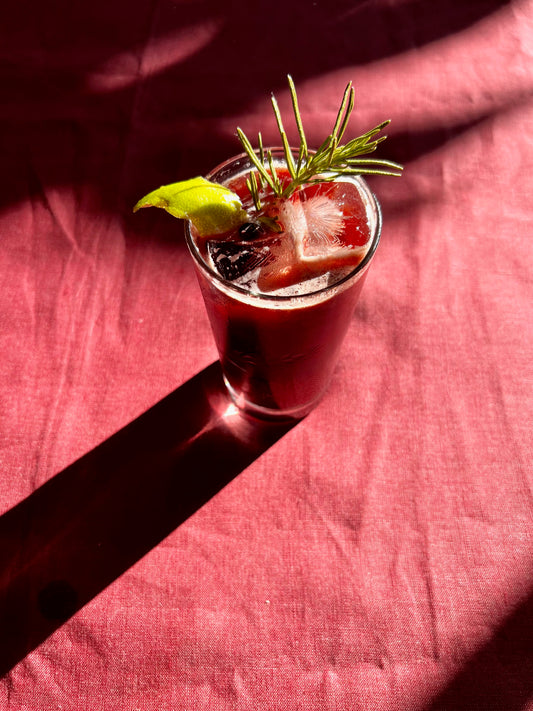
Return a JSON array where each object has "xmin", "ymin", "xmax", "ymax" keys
[
  {"xmin": 238, "ymin": 222, "xmax": 263, "ymax": 240},
  {"xmin": 207, "ymin": 240, "xmax": 272, "ymax": 281}
]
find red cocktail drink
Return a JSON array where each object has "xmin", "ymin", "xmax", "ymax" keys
[
  {"xmin": 185, "ymin": 151, "xmax": 382, "ymax": 420},
  {"xmin": 134, "ymin": 78, "xmax": 400, "ymax": 419}
]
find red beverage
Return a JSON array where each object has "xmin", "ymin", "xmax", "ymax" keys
[{"xmin": 185, "ymin": 150, "xmax": 381, "ymax": 420}]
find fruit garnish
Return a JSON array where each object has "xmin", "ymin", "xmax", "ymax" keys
[
  {"xmin": 133, "ymin": 77, "xmax": 402, "ymax": 291},
  {"xmin": 133, "ymin": 176, "xmax": 248, "ymax": 237},
  {"xmin": 206, "ymin": 238, "xmax": 272, "ymax": 282}
]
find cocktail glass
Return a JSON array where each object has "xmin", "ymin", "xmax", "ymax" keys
[{"xmin": 185, "ymin": 150, "xmax": 382, "ymax": 421}]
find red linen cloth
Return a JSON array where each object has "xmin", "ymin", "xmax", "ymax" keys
[{"xmin": 1, "ymin": 0, "xmax": 532, "ymax": 708}]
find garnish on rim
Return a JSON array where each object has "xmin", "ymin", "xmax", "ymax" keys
[
  {"xmin": 133, "ymin": 176, "xmax": 247, "ymax": 237},
  {"xmin": 236, "ymin": 75, "xmax": 403, "ymax": 212},
  {"xmin": 133, "ymin": 76, "xmax": 402, "ymax": 238}
]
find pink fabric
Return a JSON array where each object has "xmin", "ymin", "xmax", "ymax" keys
[{"xmin": 1, "ymin": 0, "xmax": 532, "ymax": 708}]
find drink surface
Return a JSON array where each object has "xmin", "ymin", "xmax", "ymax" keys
[{"xmin": 191, "ymin": 165, "xmax": 376, "ymax": 301}]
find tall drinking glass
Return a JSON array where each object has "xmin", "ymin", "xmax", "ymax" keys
[{"xmin": 185, "ymin": 150, "xmax": 381, "ymax": 420}]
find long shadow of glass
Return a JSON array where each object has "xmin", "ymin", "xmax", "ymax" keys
[
  {"xmin": 0, "ymin": 362, "xmax": 298, "ymax": 678},
  {"xmin": 423, "ymin": 592, "xmax": 533, "ymax": 710}
]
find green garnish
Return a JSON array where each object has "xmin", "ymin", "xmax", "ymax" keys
[
  {"xmin": 134, "ymin": 77, "xmax": 402, "ymax": 235},
  {"xmin": 133, "ymin": 176, "xmax": 247, "ymax": 237},
  {"xmin": 236, "ymin": 76, "xmax": 403, "ymax": 210}
]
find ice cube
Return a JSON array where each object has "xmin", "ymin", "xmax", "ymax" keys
[
  {"xmin": 278, "ymin": 193, "xmax": 345, "ymax": 257},
  {"xmin": 206, "ymin": 181, "xmax": 371, "ymax": 293},
  {"xmin": 256, "ymin": 186, "xmax": 370, "ymax": 292},
  {"xmin": 206, "ymin": 238, "xmax": 273, "ymax": 282}
]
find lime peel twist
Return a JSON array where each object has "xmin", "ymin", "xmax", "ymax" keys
[{"xmin": 133, "ymin": 176, "xmax": 248, "ymax": 237}]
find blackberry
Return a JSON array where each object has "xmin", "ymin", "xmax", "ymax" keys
[
  {"xmin": 207, "ymin": 240, "xmax": 272, "ymax": 281},
  {"xmin": 238, "ymin": 222, "xmax": 263, "ymax": 240}
]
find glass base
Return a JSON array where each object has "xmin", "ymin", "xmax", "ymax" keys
[{"xmin": 223, "ymin": 377, "xmax": 317, "ymax": 422}]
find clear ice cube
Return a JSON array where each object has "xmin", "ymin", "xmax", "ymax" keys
[{"xmin": 206, "ymin": 237, "xmax": 275, "ymax": 283}]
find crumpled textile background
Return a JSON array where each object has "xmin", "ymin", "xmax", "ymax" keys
[{"xmin": 1, "ymin": 0, "xmax": 532, "ymax": 708}]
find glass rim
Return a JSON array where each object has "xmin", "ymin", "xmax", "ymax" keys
[{"xmin": 184, "ymin": 149, "xmax": 382, "ymax": 304}]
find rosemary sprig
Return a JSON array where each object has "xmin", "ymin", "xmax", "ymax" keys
[{"xmin": 236, "ymin": 76, "xmax": 403, "ymax": 206}]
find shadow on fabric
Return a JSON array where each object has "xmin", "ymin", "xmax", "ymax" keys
[
  {"xmin": 422, "ymin": 593, "xmax": 533, "ymax": 710},
  {"xmin": 0, "ymin": 0, "xmax": 514, "ymax": 216},
  {"xmin": 0, "ymin": 362, "xmax": 298, "ymax": 677}
]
